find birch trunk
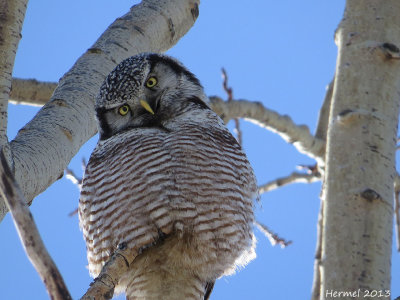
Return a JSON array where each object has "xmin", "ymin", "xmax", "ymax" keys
[
  {"xmin": 0, "ymin": 0, "xmax": 28, "ymax": 220},
  {"xmin": 321, "ymin": 1, "xmax": 400, "ymax": 297}
]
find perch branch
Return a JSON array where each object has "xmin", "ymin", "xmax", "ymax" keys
[
  {"xmin": 0, "ymin": 150, "xmax": 71, "ymax": 300},
  {"xmin": 254, "ymin": 220, "xmax": 292, "ymax": 248},
  {"xmin": 80, "ymin": 244, "xmax": 138, "ymax": 300},
  {"xmin": 209, "ymin": 96, "xmax": 325, "ymax": 162}
]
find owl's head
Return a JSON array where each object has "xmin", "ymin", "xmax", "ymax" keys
[{"xmin": 95, "ymin": 53, "xmax": 210, "ymax": 140}]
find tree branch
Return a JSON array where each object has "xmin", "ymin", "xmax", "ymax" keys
[
  {"xmin": 0, "ymin": 0, "xmax": 29, "ymax": 218},
  {"xmin": 254, "ymin": 221, "xmax": 292, "ymax": 248},
  {"xmin": 80, "ymin": 245, "xmax": 138, "ymax": 300},
  {"xmin": 209, "ymin": 97, "xmax": 325, "ymax": 162},
  {"xmin": 0, "ymin": 0, "xmax": 200, "ymax": 222},
  {"xmin": 258, "ymin": 170, "xmax": 321, "ymax": 195},
  {"xmin": 10, "ymin": 78, "xmax": 56, "ymax": 106},
  {"xmin": 0, "ymin": 150, "xmax": 71, "ymax": 300},
  {"xmin": 0, "ymin": 0, "xmax": 28, "ymax": 143}
]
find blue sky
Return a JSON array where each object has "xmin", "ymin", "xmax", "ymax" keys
[{"xmin": 1, "ymin": 1, "xmax": 399, "ymax": 299}]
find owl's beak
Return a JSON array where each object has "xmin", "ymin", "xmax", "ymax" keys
[{"xmin": 140, "ymin": 99, "xmax": 155, "ymax": 115}]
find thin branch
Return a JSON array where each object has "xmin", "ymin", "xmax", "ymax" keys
[
  {"xmin": 10, "ymin": 78, "xmax": 57, "ymax": 106},
  {"xmin": 395, "ymin": 174, "xmax": 400, "ymax": 252},
  {"xmin": 254, "ymin": 220, "xmax": 292, "ymax": 248},
  {"xmin": 80, "ymin": 244, "xmax": 138, "ymax": 300},
  {"xmin": 65, "ymin": 158, "xmax": 86, "ymax": 188},
  {"xmin": 0, "ymin": 149, "xmax": 71, "ymax": 300},
  {"xmin": 221, "ymin": 68, "xmax": 242, "ymax": 145},
  {"xmin": 209, "ymin": 96, "xmax": 325, "ymax": 162},
  {"xmin": 65, "ymin": 168, "xmax": 82, "ymax": 187},
  {"xmin": 258, "ymin": 170, "xmax": 321, "ymax": 195}
]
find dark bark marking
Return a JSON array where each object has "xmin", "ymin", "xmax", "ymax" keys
[{"xmin": 361, "ymin": 188, "xmax": 381, "ymax": 202}]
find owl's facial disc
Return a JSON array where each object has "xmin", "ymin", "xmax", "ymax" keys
[{"xmin": 96, "ymin": 53, "xmax": 212, "ymax": 140}]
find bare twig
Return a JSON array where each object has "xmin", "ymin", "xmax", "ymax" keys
[
  {"xmin": 221, "ymin": 68, "xmax": 242, "ymax": 145},
  {"xmin": 65, "ymin": 168, "xmax": 82, "ymax": 187},
  {"xmin": 254, "ymin": 220, "xmax": 292, "ymax": 248},
  {"xmin": 65, "ymin": 158, "xmax": 86, "ymax": 188},
  {"xmin": 394, "ymin": 174, "xmax": 400, "ymax": 252},
  {"xmin": 209, "ymin": 96, "xmax": 325, "ymax": 162},
  {"xmin": 258, "ymin": 170, "xmax": 321, "ymax": 195},
  {"xmin": 80, "ymin": 244, "xmax": 138, "ymax": 300},
  {"xmin": 0, "ymin": 149, "xmax": 71, "ymax": 300}
]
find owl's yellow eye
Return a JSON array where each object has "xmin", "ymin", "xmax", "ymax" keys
[
  {"xmin": 118, "ymin": 105, "xmax": 130, "ymax": 116},
  {"xmin": 146, "ymin": 77, "xmax": 157, "ymax": 88}
]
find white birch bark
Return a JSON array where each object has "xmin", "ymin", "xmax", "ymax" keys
[
  {"xmin": 10, "ymin": 78, "xmax": 56, "ymax": 106},
  {"xmin": 321, "ymin": 1, "xmax": 400, "ymax": 296},
  {"xmin": 0, "ymin": 0, "xmax": 200, "ymax": 222},
  {"xmin": 0, "ymin": 0, "xmax": 29, "ymax": 220}
]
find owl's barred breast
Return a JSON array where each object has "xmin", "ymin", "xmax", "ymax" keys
[{"xmin": 79, "ymin": 111, "xmax": 256, "ymax": 298}]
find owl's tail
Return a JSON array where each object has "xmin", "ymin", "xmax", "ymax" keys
[{"xmin": 124, "ymin": 268, "xmax": 214, "ymax": 300}]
